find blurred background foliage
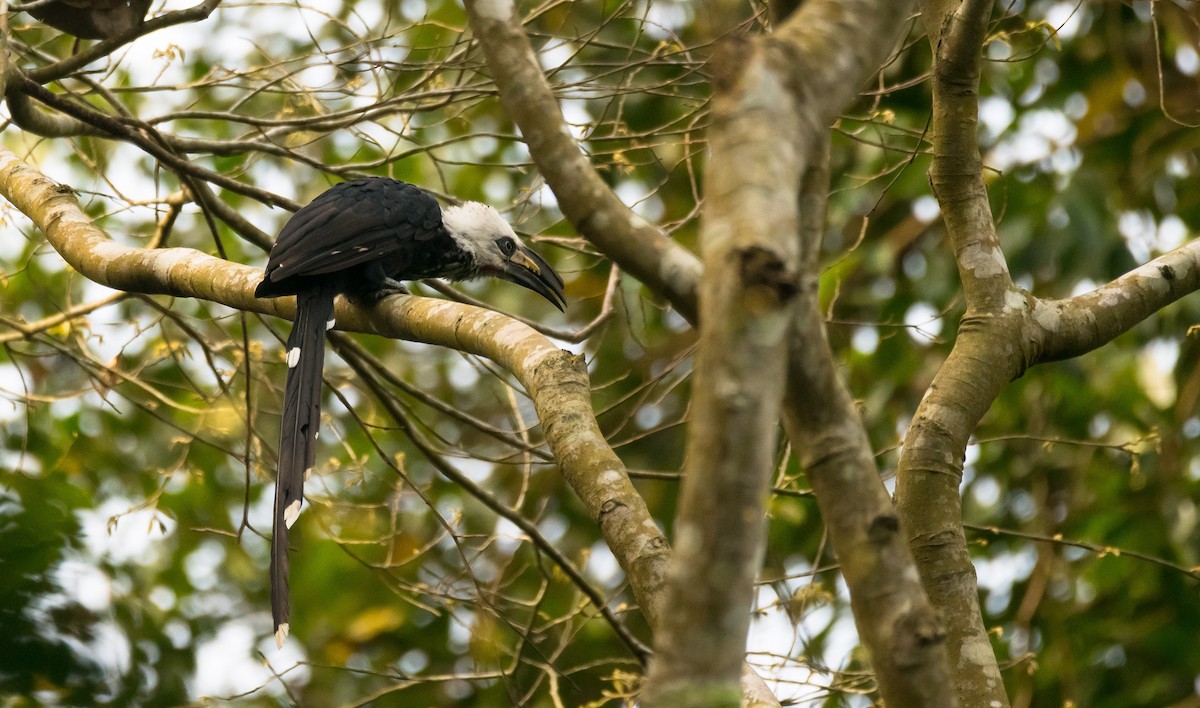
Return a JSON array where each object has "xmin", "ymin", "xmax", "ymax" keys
[{"xmin": 0, "ymin": 0, "xmax": 1198, "ymax": 705}]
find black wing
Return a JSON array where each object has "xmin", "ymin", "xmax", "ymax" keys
[{"xmin": 257, "ymin": 178, "xmax": 444, "ymax": 295}]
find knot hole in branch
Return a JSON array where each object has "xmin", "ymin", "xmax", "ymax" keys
[
  {"xmin": 894, "ymin": 607, "xmax": 948, "ymax": 666},
  {"xmin": 738, "ymin": 246, "xmax": 798, "ymax": 309},
  {"xmin": 598, "ymin": 498, "xmax": 627, "ymax": 520},
  {"xmin": 867, "ymin": 513, "xmax": 901, "ymax": 544}
]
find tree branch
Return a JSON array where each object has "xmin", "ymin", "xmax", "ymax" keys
[
  {"xmin": 640, "ymin": 31, "xmax": 805, "ymax": 704},
  {"xmin": 1034, "ymin": 242, "xmax": 1200, "ymax": 362},
  {"xmin": 643, "ymin": 0, "xmax": 938, "ymax": 704},
  {"xmin": 0, "ymin": 147, "xmax": 670, "ymax": 665},
  {"xmin": 899, "ymin": 4, "xmax": 1200, "ymax": 704},
  {"xmin": 783, "ymin": 134, "xmax": 958, "ymax": 706},
  {"xmin": 921, "ymin": 0, "xmax": 1011, "ymax": 310},
  {"xmin": 9, "ymin": 73, "xmax": 300, "ymax": 209},
  {"xmin": 894, "ymin": 322, "xmax": 1017, "ymax": 706},
  {"xmin": 334, "ymin": 335, "xmax": 652, "ymax": 662},
  {"xmin": 4, "ymin": 86, "xmax": 107, "ymax": 137},
  {"xmin": 463, "ymin": 0, "xmax": 702, "ymax": 324},
  {"xmin": 892, "ymin": 2, "xmax": 1011, "ymax": 704}
]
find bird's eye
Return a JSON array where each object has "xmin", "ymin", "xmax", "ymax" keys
[{"xmin": 496, "ymin": 237, "xmax": 517, "ymax": 256}]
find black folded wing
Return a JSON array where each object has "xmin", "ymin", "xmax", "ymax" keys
[{"xmin": 257, "ymin": 178, "xmax": 445, "ymax": 295}]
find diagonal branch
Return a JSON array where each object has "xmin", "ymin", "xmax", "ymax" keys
[
  {"xmin": 0, "ymin": 146, "xmax": 670, "ymax": 662},
  {"xmin": 1034, "ymin": 242, "xmax": 1200, "ymax": 362},
  {"xmin": 463, "ymin": 0, "xmax": 703, "ymax": 324},
  {"xmin": 783, "ymin": 134, "xmax": 957, "ymax": 707},
  {"xmin": 8, "ymin": 73, "xmax": 300, "ymax": 209}
]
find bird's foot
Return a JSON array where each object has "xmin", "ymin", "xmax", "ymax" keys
[
  {"xmin": 348, "ymin": 282, "xmax": 408, "ymax": 307},
  {"xmin": 378, "ymin": 278, "xmax": 410, "ymax": 296},
  {"xmin": 355, "ymin": 278, "xmax": 409, "ymax": 305}
]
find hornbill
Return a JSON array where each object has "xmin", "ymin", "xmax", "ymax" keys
[{"xmin": 256, "ymin": 177, "xmax": 566, "ymax": 647}]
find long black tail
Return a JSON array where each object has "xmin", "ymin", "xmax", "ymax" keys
[{"xmin": 271, "ymin": 287, "xmax": 335, "ymax": 647}]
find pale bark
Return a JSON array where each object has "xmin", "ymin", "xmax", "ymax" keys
[
  {"xmin": 784, "ymin": 137, "xmax": 958, "ymax": 707},
  {"xmin": 641, "ymin": 30, "xmax": 806, "ymax": 705},
  {"xmin": 897, "ymin": 2, "xmax": 1200, "ymax": 705},
  {"xmin": 643, "ymin": 0, "xmax": 952, "ymax": 703}
]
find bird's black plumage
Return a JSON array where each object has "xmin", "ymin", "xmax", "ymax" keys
[
  {"xmin": 257, "ymin": 179, "xmax": 472, "ymax": 298},
  {"xmin": 257, "ymin": 177, "xmax": 565, "ymax": 647}
]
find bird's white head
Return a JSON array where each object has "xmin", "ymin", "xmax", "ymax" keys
[
  {"xmin": 440, "ymin": 200, "xmax": 567, "ymax": 311},
  {"xmin": 441, "ymin": 201, "xmax": 524, "ymax": 271}
]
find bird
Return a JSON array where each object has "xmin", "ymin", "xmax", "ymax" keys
[
  {"xmin": 255, "ymin": 177, "xmax": 566, "ymax": 648},
  {"xmin": 28, "ymin": 0, "xmax": 152, "ymax": 40}
]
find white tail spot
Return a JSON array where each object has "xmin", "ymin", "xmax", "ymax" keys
[
  {"xmin": 274, "ymin": 623, "xmax": 290, "ymax": 649},
  {"xmin": 326, "ymin": 317, "xmax": 335, "ymax": 330},
  {"xmin": 286, "ymin": 347, "xmax": 301, "ymax": 368},
  {"xmin": 284, "ymin": 499, "xmax": 302, "ymax": 528}
]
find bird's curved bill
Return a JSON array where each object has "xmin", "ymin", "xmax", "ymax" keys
[{"xmin": 500, "ymin": 246, "xmax": 567, "ymax": 311}]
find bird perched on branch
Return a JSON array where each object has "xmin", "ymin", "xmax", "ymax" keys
[
  {"xmin": 256, "ymin": 177, "xmax": 566, "ymax": 647},
  {"xmin": 28, "ymin": 0, "xmax": 152, "ymax": 40}
]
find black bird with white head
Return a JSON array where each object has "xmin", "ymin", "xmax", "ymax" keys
[{"xmin": 256, "ymin": 177, "xmax": 565, "ymax": 647}]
